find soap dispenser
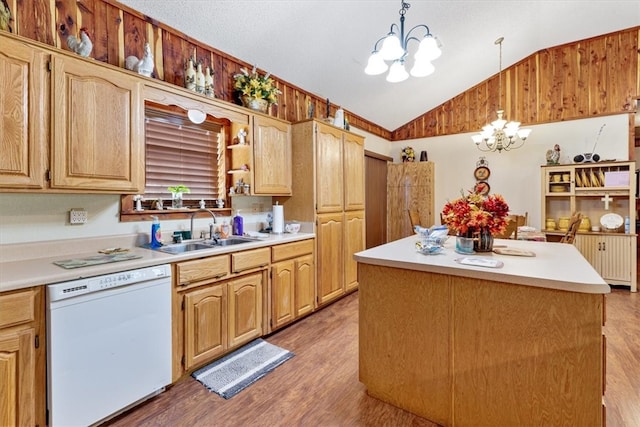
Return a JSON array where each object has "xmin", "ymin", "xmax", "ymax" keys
[{"xmin": 232, "ymin": 210, "xmax": 244, "ymax": 236}]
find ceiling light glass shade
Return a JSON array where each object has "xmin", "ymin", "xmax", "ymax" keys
[
  {"xmin": 379, "ymin": 34, "xmax": 404, "ymax": 61},
  {"xmin": 414, "ymin": 36, "xmax": 441, "ymax": 61},
  {"xmin": 187, "ymin": 109, "xmax": 206, "ymax": 124},
  {"xmin": 386, "ymin": 61, "xmax": 409, "ymax": 82},
  {"xmin": 410, "ymin": 59, "xmax": 435, "ymax": 77},
  {"xmin": 364, "ymin": 52, "xmax": 389, "ymax": 75},
  {"xmin": 474, "ymin": 38, "xmax": 532, "ymax": 153}
]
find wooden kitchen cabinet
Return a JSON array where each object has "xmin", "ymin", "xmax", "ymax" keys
[
  {"xmin": 575, "ymin": 234, "xmax": 634, "ymax": 285},
  {"xmin": 317, "ymin": 212, "xmax": 345, "ymax": 305},
  {"xmin": 174, "ymin": 250, "xmax": 264, "ymax": 377},
  {"xmin": 0, "ymin": 36, "xmax": 47, "ymax": 190},
  {"xmin": 270, "ymin": 239, "xmax": 315, "ymax": 331},
  {"xmin": 183, "ymin": 284, "xmax": 227, "ymax": 371},
  {"xmin": 344, "ymin": 210, "xmax": 365, "ymax": 292},
  {"xmin": 227, "ymin": 272, "xmax": 263, "ymax": 348},
  {"xmin": 252, "ymin": 115, "xmax": 292, "ymax": 195},
  {"xmin": 50, "ymin": 53, "xmax": 144, "ymax": 192},
  {"xmin": 275, "ymin": 120, "xmax": 365, "ymax": 307},
  {"xmin": 0, "ymin": 287, "xmax": 45, "ymax": 427}
]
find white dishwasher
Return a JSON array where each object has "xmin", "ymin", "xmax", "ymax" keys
[{"xmin": 47, "ymin": 264, "xmax": 172, "ymax": 427}]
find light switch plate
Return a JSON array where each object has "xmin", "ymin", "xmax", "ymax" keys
[{"xmin": 69, "ymin": 209, "xmax": 88, "ymax": 224}]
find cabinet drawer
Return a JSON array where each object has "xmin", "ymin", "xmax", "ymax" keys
[
  {"xmin": 0, "ymin": 289, "xmax": 36, "ymax": 328},
  {"xmin": 177, "ymin": 255, "xmax": 230, "ymax": 286},
  {"xmin": 231, "ymin": 248, "xmax": 270, "ymax": 273},
  {"xmin": 272, "ymin": 239, "xmax": 314, "ymax": 262}
]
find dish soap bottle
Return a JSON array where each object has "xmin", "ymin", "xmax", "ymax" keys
[
  {"xmin": 220, "ymin": 221, "xmax": 230, "ymax": 239},
  {"xmin": 232, "ymin": 210, "xmax": 244, "ymax": 236},
  {"xmin": 150, "ymin": 216, "xmax": 162, "ymax": 248}
]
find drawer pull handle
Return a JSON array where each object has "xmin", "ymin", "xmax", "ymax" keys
[
  {"xmin": 234, "ymin": 264, "xmax": 268, "ymax": 274},
  {"xmin": 214, "ymin": 273, "xmax": 228, "ymax": 279}
]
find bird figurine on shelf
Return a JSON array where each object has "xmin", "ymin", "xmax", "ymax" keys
[
  {"xmin": 0, "ymin": 0, "xmax": 12, "ymax": 33},
  {"xmin": 67, "ymin": 27, "xmax": 93, "ymax": 58},
  {"xmin": 125, "ymin": 42, "xmax": 154, "ymax": 77}
]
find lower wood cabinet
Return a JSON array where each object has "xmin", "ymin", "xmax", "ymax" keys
[
  {"xmin": 0, "ymin": 287, "xmax": 45, "ymax": 427},
  {"xmin": 344, "ymin": 210, "xmax": 365, "ymax": 293},
  {"xmin": 270, "ymin": 239, "xmax": 315, "ymax": 331},
  {"xmin": 575, "ymin": 234, "xmax": 636, "ymax": 287},
  {"xmin": 174, "ymin": 252, "xmax": 264, "ymax": 377},
  {"xmin": 317, "ymin": 213, "xmax": 345, "ymax": 305}
]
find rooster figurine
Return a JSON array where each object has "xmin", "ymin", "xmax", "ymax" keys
[
  {"xmin": 67, "ymin": 27, "xmax": 93, "ymax": 58},
  {"xmin": 0, "ymin": 0, "xmax": 12, "ymax": 33}
]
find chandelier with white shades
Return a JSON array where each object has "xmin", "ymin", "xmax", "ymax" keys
[
  {"xmin": 364, "ymin": 1, "xmax": 442, "ymax": 83},
  {"xmin": 472, "ymin": 37, "xmax": 532, "ymax": 153}
]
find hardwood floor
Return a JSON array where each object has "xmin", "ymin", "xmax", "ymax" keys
[{"xmin": 106, "ymin": 288, "xmax": 639, "ymax": 427}]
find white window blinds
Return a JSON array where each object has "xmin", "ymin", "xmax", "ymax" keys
[{"xmin": 144, "ymin": 112, "xmax": 225, "ymax": 201}]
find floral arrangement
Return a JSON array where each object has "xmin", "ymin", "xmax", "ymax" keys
[
  {"xmin": 233, "ymin": 66, "xmax": 282, "ymax": 105},
  {"xmin": 401, "ymin": 146, "xmax": 415, "ymax": 162},
  {"xmin": 441, "ymin": 190, "xmax": 509, "ymax": 235}
]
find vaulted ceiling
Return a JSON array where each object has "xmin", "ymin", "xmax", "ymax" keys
[{"xmin": 118, "ymin": 0, "xmax": 640, "ymax": 132}]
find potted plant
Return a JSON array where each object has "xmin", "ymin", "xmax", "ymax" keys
[
  {"xmin": 233, "ymin": 66, "xmax": 281, "ymax": 113},
  {"xmin": 168, "ymin": 184, "xmax": 190, "ymax": 209},
  {"xmin": 441, "ymin": 190, "xmax": 509, "ymax": 252}
]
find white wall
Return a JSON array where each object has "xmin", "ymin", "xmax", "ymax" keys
[
  {"xmin": 0, "ymin": 114, "xmax": 632, "ymax": 245},
  {"xmin": 384, "ymin": 114, "xmax": 632, "ymax": 229}
]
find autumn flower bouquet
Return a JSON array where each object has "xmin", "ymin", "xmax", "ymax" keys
[
  {"xmin": 441, "ymin": 190, "xmax": 509, "ymax": 236},
  {"xmin": 233, "ymin": 66, "xmax": 281, "ymax": 105}
]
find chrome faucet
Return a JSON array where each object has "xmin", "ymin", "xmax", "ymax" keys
[{"xmin": 190, "ymin": 208, "xmax": 217, "ymax": 240}]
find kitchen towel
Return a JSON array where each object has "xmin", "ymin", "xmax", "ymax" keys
[{"xmin": 272, "ymin": 204, "xmax": 284, "ymax": 234}]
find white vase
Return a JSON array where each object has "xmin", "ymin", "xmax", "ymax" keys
[
  {"xmin": 204, "ymin": 66, "xmax": 214, "ymax": 98},
  {"xmin": 195, "ymin": 62, "xmax": 205, "ymax": 94},
  {"xmin": 184, "ymin": 59, "xmax": 196, "ymax": 92}
]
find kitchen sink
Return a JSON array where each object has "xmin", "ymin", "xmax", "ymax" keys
[
  {"xmin": 215, "ymin": 237, "xmax": 259, "ymax": 246},
  {"xmin": 153, "ymin": 237, "xmax": 260, "ymax": 254},
  {"xmin": 156, "ymin": 242, "xmax": 216, "ymax": 254}
]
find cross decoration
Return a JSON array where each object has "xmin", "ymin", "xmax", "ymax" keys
[{"xmin": 601, "ymin": 193, "xmax": 613, "ymax": 210}]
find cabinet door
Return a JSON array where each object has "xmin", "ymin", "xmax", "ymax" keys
[
  {"xmin": 271, "ymin": 260, "xmax": 295, "ymax": 329},
  {"xmin": 295, "ymin": 254, "xmax": 315, "ymax": 317},
  {"xmin": 0, "ymin": 37, "xmax": 47, "ymax": 189},
  {"xmin": 343, "ymin": 132, "xmax": 365, "ymax": 211},
  {"xmin": 344, "ymin": 210, "xmax": 365, "ymax": 292},
  {"xmin": 0, "ymin": 328, "xmax": 36, "ymax": 427},
  {"xmin": 253, "ymin": 116, "xmax": 292, "ymax": 195},
  {"xmin": 574, "ymin": 235, "xmax": 599, "ymax": 268},
  {"xmin": 316, "ymin": 123, "xmax": 344, "ymax": 213},
  {"xmin": 50, "ymin": 55, "xmax": 144, "ymax": 192},
  {"xmin": 599, "ymin": 235, "xmax": 632, "ymax": 283},
  {"xmin": 317, "ymin": 212, "xmax": 345, "ymax": 305},
  {"xmin": 228, "ymin": 272, "xmax": 263, "ymax": 348},
  {"xmin": 184, "ymin": 284, "xmax": 227, "ymax": 370}
]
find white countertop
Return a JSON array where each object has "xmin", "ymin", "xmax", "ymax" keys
[
  {"xmin": 0, "ymin": 232, "xmax": 315, "ymax": 292},
  {"xmin": 354, "ymin": 235, "xmax": 610, "ymax": 294}
]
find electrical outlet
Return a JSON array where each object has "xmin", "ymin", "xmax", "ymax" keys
[{"xmin": 69, "ymin": 209, "xmax": 88, "ymax": 224}]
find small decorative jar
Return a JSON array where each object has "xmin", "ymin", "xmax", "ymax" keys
[
  {"xmin": 545, "ymin": 218, "xmax": 556, "ymax": 230},
  {"xmin": 558, "ymin": 217, "xmax": 570, "ymax": 231}
]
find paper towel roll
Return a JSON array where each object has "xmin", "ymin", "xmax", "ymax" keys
[{"xmin": 272, "ymin": 205, "xmax": 284, "ymax": 234}]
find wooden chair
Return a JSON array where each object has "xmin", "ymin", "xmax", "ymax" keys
[
  {"xmin": 408, "ymin": 209, "xmax": 421, "ymax": 230},
  {"xmin": 560, "ymin": 212, "xmax": 583, "ymax": 244},
  {"xmin": 494, "ymin": 218, "xmax": 518, "ymax": 239},
  {"xmin": 511, "ymin": 212, "xmax": 528, "ymax": 227}
]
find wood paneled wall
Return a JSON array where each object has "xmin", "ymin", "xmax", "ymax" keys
[
  {"xmin": 5, "ymin": 1, "xmax": 638, "ymax": 141},
  {"xmin": 392, "ymin": 28, "xmax": 640, "ymax": 141}
]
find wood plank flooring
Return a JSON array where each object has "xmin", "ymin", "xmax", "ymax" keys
[{"xmin": 105, "ymin": 288, "xmax": 640, "ymax": 427}]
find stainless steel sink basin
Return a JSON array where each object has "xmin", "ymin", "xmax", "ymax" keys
[
  {"xmin": 152, "ymin": 237, "xmax": 259, "ymax": 254},
  {"xmin": 215, "ymin": 237, "xmax": 259, "ymax": 246},
  {"xmin": 156, "ymin": 242, "xmax": 215, "ymax": 254}
]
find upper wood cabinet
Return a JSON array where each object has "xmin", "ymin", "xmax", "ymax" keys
[
  {"xmin": 316, "ymin": 123, "xmax": 345, "ymax": 212},
  {"xmin": 343, "ymin": 132, "xmax": 365, "ymax": 211},
  {"xmin": 50, "ymin": 54, "xmax": 144, "ymax": 192},
  {"xmin": 252, "ymin": 115, "xmax": 292, "ymax": 195},
  {"xmin": 0, "ymin": 36, "xmax": 47, "ymax": 189}
]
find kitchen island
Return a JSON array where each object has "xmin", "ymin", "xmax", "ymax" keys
[{"xmin": 354, "ymin": 236, "xmax": 608, "ymax": 427}]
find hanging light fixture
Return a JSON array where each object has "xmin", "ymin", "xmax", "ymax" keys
[
  {"xmin": 364, "ymin": 1, "xmax": 441, "ymax": 83},
  {"xmin": 472, "ymin": 37, "xmax": 532, "ymax": 153}
]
